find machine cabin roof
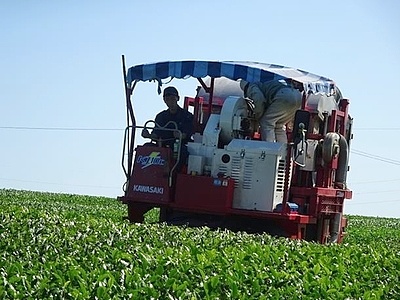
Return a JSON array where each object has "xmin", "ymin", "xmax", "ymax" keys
[{"xmin": 126, "ymin": 60, "xmax": 337, "ymax": 94}]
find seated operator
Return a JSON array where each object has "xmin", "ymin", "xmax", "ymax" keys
[{"xmin": 151, "ymin": 86, "xmax": 194, "ymax": 164}]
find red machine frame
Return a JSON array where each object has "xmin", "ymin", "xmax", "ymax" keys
[{"xmin": 118, "ymin": 57, "xmax": 353, "ymax": 244}]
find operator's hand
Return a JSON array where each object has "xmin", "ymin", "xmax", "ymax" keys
[
  {"xmin": 173, "ymin": 131, "xmax": 186, "ymax": 139},
  {"xmin": 142, "ymin": 128, "xmax": 158, "ymax": 140},
  {"xmin": 173, "ymin": 130, "xmax": 181, "ymax": 139},
  {"xmin": 141, "ymin": 128, "xmax": 152, "ymax": 139}
]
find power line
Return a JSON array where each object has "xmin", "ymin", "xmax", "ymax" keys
[
  {"xmin": 354, "ymin": 189, "xmax": 400, "ymax": 195},
  {"xmin": 1, "ymin": 125, "xmax": 399, "ymax": 202},
  {"xmin": 346, "ymin": 199, "xmax": 400, "ymax": 205},
  {"xmin": 353, "ymin": 128, "xmax": 400, "ymax": 131},
  {"xmin": 0, "ymin": 126, "xmax": 123, "ymax": 131},
  {"xmin": 0, "ymin": 177, "xmax": 120, "ymax": 190},
  {"xmin": 1, "ymin": 126, "xmax": 400, "ymax": 131},
  {"xmin": 1, "ymin": 126, "xmax": 400, "ymax": 165},
  {"xmin": 351, "ymin": 149, "xmax": 400, "ymax": 165},
  {"xmin": 350, "ymin": 178, "xmax": 400, "ymax": 185}
]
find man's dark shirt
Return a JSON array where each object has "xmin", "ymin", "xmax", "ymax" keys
[{"xmin": 154, "ymin": 106, "xmax": 194, "ymax": 148}]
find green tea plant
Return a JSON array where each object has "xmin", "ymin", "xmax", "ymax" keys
[{"xmin": 0, "ymin": 189, "xmax": 399, "ymax": 299}]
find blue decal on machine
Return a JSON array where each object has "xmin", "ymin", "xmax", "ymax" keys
[
  {"xmin": 136, "ymin": 152, "xmax": 165, "ymax": 169},
  {"xmin": 213, "ymin": 178, "xmax": 229, "ymax": 187},
  {"xmin": 213, "ymin": 179, "xmax": 222, "ymax": 186}
]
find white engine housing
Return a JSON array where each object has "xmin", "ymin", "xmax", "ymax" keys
[
  {"xmin": 211, "ymin": 139, "xmax": 288, "ymax": 211},
  {"xmin": 187, "ymin": 95, "xmax": 289, "ymax": 212}
]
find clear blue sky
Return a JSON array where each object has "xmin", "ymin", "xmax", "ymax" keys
[{"xmin": 1, "ymin": 1, "xmax": 400, "ymax": 218}]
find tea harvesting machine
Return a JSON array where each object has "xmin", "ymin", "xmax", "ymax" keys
[{"xmin": 118, "ymin": 57, "xmax": 353, "ymax": 243}]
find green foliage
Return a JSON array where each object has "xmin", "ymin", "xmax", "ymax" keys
[{"xmin": 0, "ymin": 189, "xmax": 399, "ymax": 299}]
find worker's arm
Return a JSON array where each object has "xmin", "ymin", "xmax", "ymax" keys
[
  {"xmin": 175, "ymin": 111, "xmax": 194, "ymax": 143},
  {"xmin": 246, "ymin": 83, "xmax": 267, "ymax": 119}
]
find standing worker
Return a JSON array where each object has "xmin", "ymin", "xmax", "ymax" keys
[{"xmin": 240, "ymin": 79, "xmax": 302, "ymax": 143}]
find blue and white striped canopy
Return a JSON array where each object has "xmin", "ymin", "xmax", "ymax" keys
[{"xmin": 126, "ymin": 60, "xmax": 336, "ymax": 93}]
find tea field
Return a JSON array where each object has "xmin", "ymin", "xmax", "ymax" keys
[{"xmin": 0, "ymin": 189, "xmax": 399, "ymax": 299}]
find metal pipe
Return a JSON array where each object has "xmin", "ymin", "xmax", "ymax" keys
[
  {"xmin": 122, "ymin": 55, "xmax": 137, "ymax": 183},
  {"xmin": 208, "ymin": 78, "xmax": 215, "ymax": 118},
  {"xmin": 329, "ymin": 213, "xmax": 342, "ymax": 243},
  {"xmin": 281, "ymin": 144, "xmax": 293, "ymax": 214},
  {"xmin": 335, "ymin": 134, "xmax": 349, "ymax": 188}
]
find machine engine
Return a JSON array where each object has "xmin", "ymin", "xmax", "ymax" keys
[{"xmin": 187, "ymin": 96, "xmax": 289, "ymax": 213}]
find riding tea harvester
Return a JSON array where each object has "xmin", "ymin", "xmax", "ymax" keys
[{"xmin": 118, "ymin": 57, "xmax": 353, "ymax": 243}]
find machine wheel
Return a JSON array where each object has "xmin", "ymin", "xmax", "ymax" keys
[
  {"xmin": 315, "ymin": 213, "xmax": 343, "ymax": 244},
  {"xmin": 127, "ymin": 203, "xmax": 151, "ymax": 223},
  {"xmin": 305, "ymin": 224, "xmax": 318, "ymax": 242},
  {"xmin": 159, "ymin": 207, "xmax": 173, "ymax": 222},
  {"xmin": 328, "ymin": 213, "xmax": 342, "ymax": 243},
  {"xmin": 322, "ymin": 132, "xmax": 340, "ymax": 163},
  {"xmin": 316, "ymin": 216, "xmax": 330, "ymax": 244}
]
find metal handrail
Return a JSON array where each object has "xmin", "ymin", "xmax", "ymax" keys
[{"xmin": 121, "ymin": 121, "xmax": 183, "ymax": 191}]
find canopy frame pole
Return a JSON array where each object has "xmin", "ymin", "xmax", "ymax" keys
[
  {"xmin": 121, "ymin": 55, "xmax": 136, "ymax": 191},
  {"xmin": 196, "ymin": 77, "xmax": 215, "ymax": 133}
]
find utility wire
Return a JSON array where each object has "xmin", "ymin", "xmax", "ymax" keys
[
  {"xmin": 1, "ymin": 126, "xmax": 400, "ymax": 165},
  {"xmin": 346, "ymin": 199, "xmax": 400, "ymax": 205},
  {"xmin": 350, "ymin": 178, "xmax": 400, "ymax": 185},
  {"xmin": 0, "ymin": 177, "xmax": 120, "ymax": 190},
  {"xmin": 0, "ymin": 126, "xmax": 122, "ymax": 131},
  {"xmin": 1, "ymin": 126, "xmax": 399, "ymax": 164},
  {"xmin": 354, "ymin": 189, "xmax": 400, "ymax": 195},
  {"xmin": 351, "ymin": 149, "xmax": 400, "ymax": 165},
  {"xmin": 1, "ymin": 126, "xmax": 400, "ymax": 131},
  {"xmin": 354, "ymin": 128, "xmax": 400, "ymax": 131},
  {"xmin": 2, "ymin": 126, "xmax": 399, "ymax": 202}
]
